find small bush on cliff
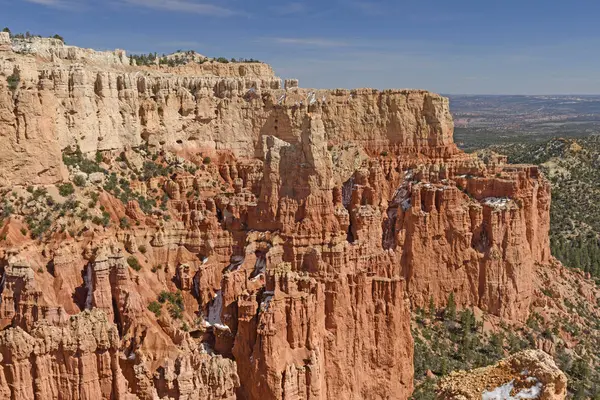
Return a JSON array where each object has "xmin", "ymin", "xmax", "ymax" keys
[
  {"xmin": 119, "ymin": 217, "xmax": 130, "ymax": 229},
  {"xmin": 7, "ymin": 72, "xmax": 19, "ymax": 92},
  {"xmin": 203, "ymin": 156, "xmax": 211, "ymax": 165},
  {"xmin": 148, "ymin": 301, "xmax": 162, "ymax": 317},
  {"xmin": 127, "ymin": 256, "xmax": 141, "ymax": 271},
  {"xmin": 1, "ymin": 201, "xmax": 14, "ymax": 218},
  {"xmin": 62, "ymin": 147, "xmax": 103, "ymax": 174},
  {"xmin": 91, "ymin": 212, "xmax": 110, "ymax": 227},
  {"xmin": 73, "ymin": 175, "xmax": 86, "ymax": 187},
  {"xmin": 58, "ymin": 183, "xmax": 75, "ymax": 197},
  {"xmin": 137, "ymin": 196, "xmax": 156, "ymax": 214},
  {"xmin": 28, "ymin": 215, "xmax": 52, "ymax": 239},
  {"xmin": 158, "ymin": 290, "xmax": 185, "ymax": 319},
  {"xmin": 142, "ymin": 161, "xmax": 169, "ymax": 180}
]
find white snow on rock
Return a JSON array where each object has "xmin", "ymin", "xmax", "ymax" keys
[
  {"xmin": 482, "ymin": 197, "xmax": 514, "ymax": 210},
  {"xmin": 482, "ymin": 379, "xmax": 543, "ymax": 400}
]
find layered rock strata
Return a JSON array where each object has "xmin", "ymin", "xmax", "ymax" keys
[{"xmin": 0, "ymin": 36, "xmax": 553, "ymax": 399}]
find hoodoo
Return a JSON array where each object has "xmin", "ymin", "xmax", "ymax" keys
[{"xmin": 0, "ymin": 34, "xmax": 555, "ymax": 399}]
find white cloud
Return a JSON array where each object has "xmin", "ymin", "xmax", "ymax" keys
[
  {"xmin": 22, "ymin": 0, "xmax": 236, "ymax": 14},
  {"xmin": 122, "ymin": 0, "xmax": 237, "ymax": 16},
  {"xmin": 24, "ymin": 0, "xmax": 71, "ymax": 8}
]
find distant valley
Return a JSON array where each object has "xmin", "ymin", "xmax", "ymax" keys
[{"xmin": 448, "ymin": 94, "xmax": 600, "ymax": 151}]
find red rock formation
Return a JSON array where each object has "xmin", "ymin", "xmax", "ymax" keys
[
  {"xmin": 0, "ymin": 309, "xmax": 133, "ymax": 400},
  {"xmin": 0, "ymin": 37, "xmax": 555, "ymax": 399}
]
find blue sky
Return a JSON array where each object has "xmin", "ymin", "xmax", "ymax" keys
[{"xmin": 2, "ymin": 0, "xmax": 600, "ymax": 94}]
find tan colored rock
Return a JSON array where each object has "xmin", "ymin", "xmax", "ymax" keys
[
  {"xmin": 0, "ymin": 46, "xmax": 455, "ymax": 185},
  {"xmin": 0, "ymin": 39, "xmax": 560, "ymax": 400},
  {"xmin": 438, "ymin": 350, "xmax": 567, "ymax": 399},
  {"xmin": 0, "ymin": 309, "xmax": 133, "ymax": 400},
  {"xmin": 0, "ymin": 32, "xmax": 10, "ymax": 51}
]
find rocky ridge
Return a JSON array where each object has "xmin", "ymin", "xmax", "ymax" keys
[
  {"xmin": 0, "ymin": 34, "xmax": 567, "ymax": 399},
  {"xmin": 438, "ymin": 350, "xmax": 567, "ymax": 399}
]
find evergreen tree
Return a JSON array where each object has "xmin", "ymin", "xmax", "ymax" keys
[
  {"xmin": 428, "ymin": 296, "xmax": 435, "ymax": 317},
  {"xmin": 445, "ymin": 292, "xmax": 456, "ymax": 321}
]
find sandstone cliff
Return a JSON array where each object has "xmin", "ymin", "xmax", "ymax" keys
[{"xmin": 0, "ymin": 35, "xmax": 556, "ymax": 399}]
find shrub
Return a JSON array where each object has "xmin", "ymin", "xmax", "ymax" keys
[
  {"xmin": 29, "ymin": 216, "xmax": 52, "ymax": 239},
  {"xmin": 100, "ymin": 211, "xmax": 110, "ymax": 227},
  {"xmin": 31, "ymin": 187, "xmax": 47, "ymax": 200},
  {"xmin": 169, "ymin": 305, "xmax": 184, "ymax": 319},
  {"xmin": 137, "ymin": 196, "xmax": 156, "ymax": 214},
  {"xmin": 73, "ymin": 175, "xmax": 86, "ymax": 187},
  {"xmin": 79, "ymin": 210, "xmax": 90, "ymax": 222},
  {"xmin": 119, "ymin": 217, "xmax": 130, "ymax": 229},
  {"xmin": 148, "ymin": 301, "xmax": 162, "ymax": 317},
  {"xmin": 138, "ymin": 244, "xmax": 147, "ymax": 254},
  {"xmin": 58, "ymin": 183, "xmax": 75, "ymax": 197},
  {"xmin": 62, "ymin": 147, "xmax": 102, "ymax": 174},
  {"xmin": 127, "ymin": 256, "xmax": 141, "ymax": 271},
  {"xmin": 7, "ymin": 72, "xmax": 19, "ymax": 92},
  {"xmin": 52, "ymin": 34, "xmax": 64, "ymax": 42},
  {"xmin": 445, "ymin": 292, "xmax": 456, "ymax": 321},
  {"xmin": 2, "ymin": 201, "xmax": 14, "ymax": 218},
  {"xmin": 202, "ymin": 156, "xmax": 211, "ymax": 165},
  {"xmin": 158, "ymin": 290, "xmax": 184, "ymax": 319},
  {"xmin": 20, "ymin": 227, "xmax": 27, "ymax": 235}
]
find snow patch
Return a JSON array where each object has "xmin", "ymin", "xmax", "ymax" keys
[
  {"xmin": 482, "ymin": 197, "xmax": 513, "ymax": 209},
  {"xmin": 213, "ymin": 323, "xmax": 231, "ymax": 332},
  {"xmin": 482, "ymin": 379, "xmax": 543, "ymax": 400},
  {"xmin": 261, "ymin": 291, "xmax": 275, "ymax": 312}
]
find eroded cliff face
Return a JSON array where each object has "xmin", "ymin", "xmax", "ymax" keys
[{"xmin": 0, "ymin": 35, "xmax": 552, "ymax": 399}]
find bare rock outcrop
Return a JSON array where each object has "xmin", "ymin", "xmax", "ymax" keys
[
  {"xmin": 0, "ymin": 309, "xmax": 133, "ymax": 400},
  {"xmin": 0, "ymin": 37, "xmax": 558, "ymax": 400},
  {"xmin": 437, "ymin": 350, "xmax": 567, "ymax": 399}
]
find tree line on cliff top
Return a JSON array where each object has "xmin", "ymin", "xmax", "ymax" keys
[{"xmin": 2, "ymin": 27, "xmax": 64, "ymax": 43}]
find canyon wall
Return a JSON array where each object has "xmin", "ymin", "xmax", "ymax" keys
[{"xmin": 0, "ymin": 35, "xmax": 551, "ymax": 399}]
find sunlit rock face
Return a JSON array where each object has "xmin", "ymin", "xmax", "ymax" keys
[{"xmin": 0, "ymin": 35, "xmax": 552, "ymax": 399}]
